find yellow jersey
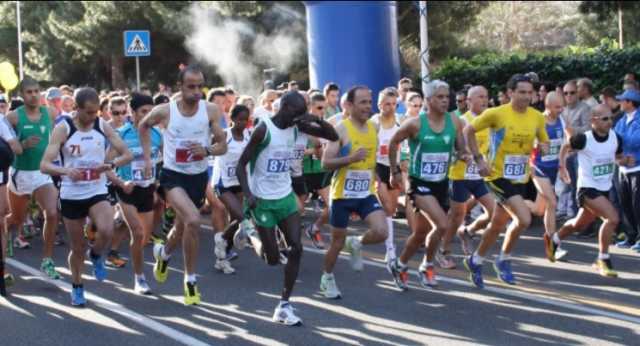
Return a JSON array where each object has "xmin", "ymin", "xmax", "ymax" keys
[
  {"xmin": 471, "ymin": 104, "xmax": 549, "ymax": 183},
  {"xmin": 449, "ymin": 111, "xmax": 490, "ymax": 181},
  {"xmin": 331, "ymin": 118, "xmax": 378, "ymax": 200}
]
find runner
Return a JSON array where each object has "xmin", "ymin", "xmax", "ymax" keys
[
  {"xmin": 462, "ymin": 74, "xmax": 549, "ymax": 288},
  {"xmin": 0, "ymin": 110, "xmax": 21, "ymax": 286},
  {"xmin": 4, "ymin": 77, "xmax": 62, "ymax": 280},
  {"xmin": 106, "ymin": 93, "xmax": 162, "ymax": 294},
  {"xmin": 441, "ymin": 86, "xmax": 495, "ymax": 266},
  {"xmin": 527, "ymin": 91, "xmax": 569, "ymax": 262},
  {"xmin": 320, "ymin": 85, "xmax": 388, "ymax": 298},
  {"xmin": 139, "ymin": 65, "xmax": 227, "ymax": 305},
  {"xmin": 371, "ymin": 88, "xmax": 403, "ymax": 263},
  {"xmin": 386, "ymin": 80, "xmax": 466, "ymax": 290},
  {"xmin": 551, "ymin": 104, "xmax": 630, "ymax": 277},
  {"xmin": 40, "ymin": 87, "xmax": 133, "ymax": 306},
  {"xmin": 236, "ymin": 91, "xmax": 338, "ymax": 325},
  {"xmin": 211, "ymin": 104, "xmax": 253, "ymax": 274}
]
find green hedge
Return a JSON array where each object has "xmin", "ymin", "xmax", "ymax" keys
[{"xmin": 431, "ymin": 42, "xmax": 640, "ymax": 95}]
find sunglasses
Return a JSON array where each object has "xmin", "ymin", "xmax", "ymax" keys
[
  {"xmin": 111, "ymin": 111, "xmax": 126, "ymax": 116},
  {"xmin": 564, "ymin": 91, "xmax": 576, "ymax": 95},
  {"xmin": 596, "ymin": 116, "xmax": 612, "ymax": 122}
]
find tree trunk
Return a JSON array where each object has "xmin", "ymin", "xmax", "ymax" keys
[
  {"xmin": 111, "ymin": 53, "xmax": 126, "ymax": 90},
  {"xmin": 618, "ymin": 1, "xmax": 624, "ymax": 49}
]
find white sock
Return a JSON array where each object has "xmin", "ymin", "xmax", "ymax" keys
[
  {"xmin": 279, "ymin": 300, "xmax": 289, "ymax": 307},
  {"xmin": 134, "ymin": 273, "xmax": 146, "ymax": 282},
  {"xmin": 385, "ymin": 217, "xmax": 396, "ymax": 257},
  {"xmin": 499, "ymin": 251, "xmax": 511, "ymax": 261},
  {"xmin": 160, "ymin": 246, "xmax": 171, "ymax": 260},
  {"xmin": 552, "ymin": 232, "xmax": 561, "ymax": 245},
  {"xmin": 472, "ymin": 252, "xmax": 484, "ymax": 265},
  {"xmin": 185, "ymin": 273, "xmax": 197, "ymax": 283},
  {"xmin": 323, "ymin": 271, "xmax": 334, "ymax": 278},
  {"xmin": 397, "ymin": 259, "xmax": 407, "ymax": 268},
  {"xmin": 598, "ymin": 252, "xmax": 610, "ymax": 260}
]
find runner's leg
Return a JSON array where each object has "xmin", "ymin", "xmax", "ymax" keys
[{"xmin": 33, "ymin": 184, "xmax": 59, "ymax": 259}]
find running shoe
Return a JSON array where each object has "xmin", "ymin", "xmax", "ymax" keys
[
  {"xmin": 4, "ymin": 273, "xmax": 15, "ymax": 287},
  {"xmin": 616, "ymin": 239, "xmax": 634, "ymax": 249},
  {"xmin": 226, "ymin": 250, "xmax": 239, "ymax": 261},
  {"xmin": 457, "ymin": 227, "xmax": 475, "ymax": 256},
  {"xmin": 417, "ymin": 263, "xmax": 438, "ymax": 288},
  {"xmin": 214, "ymin": 259, "xmax": 235, "ymax": 274},
  {"xmin": 320, "ymin": 273, "xmax": 342, "ymax": 299},
  {"xmin": 40, "ymin": 257, "xmax": 61, "ymax": 280},
  {"xmin": 494, "ymin": 259, "xmax": 516, "ymax": 285},
  {"xmin": 134, "ymin": 277, "xmax": 152, "ymax": 295},
  {"xmin": 70, "ymin": 286, "xmax": 86, "ymax": 306},
  {"xmin": 87, "ymin": 250, "xmax": 107, "ymax": 282},
  {"xmin": 555, "ymin": 247, "xmax": 568, "ymax": 261},
  {"xmin": 233, "ymin": 220, "xmax": 251, "ymax": 250},
  {"xmin": 214, "ymin": 233, "xmax": 228, "ymax": 261},
  {"xmin": 435, "ymin": 249, "xmax": 456, "ymax": 269},
  {"xmin": 107, "ymin": 251, "xmax": 127, "ymax": 268},
  {"xmin": 344, "ymin": 236, "xmax": 363, "ymax": 272},
  {"xmin": 152, "ymin": 243, "xmax": 170, "ymax": 283},
  {"xmin": 631, "ymin": 241, "xmax": 640, "ymax": 252},
  {"xmin": 543, "ymin": 233, "xmax": 557, "ymax": 263},
  {"xmin": 183, "ymin": 281, "xmax": 201, "ymax": 305},
  {"xmin": 22, "ymin": 223, "xmax": 36, "ymax": 239},
  {"xmin": 13, "ymin": 235, "xmax": 30, "ymax": 249},
  {"xmin": 593, "ymin": 258, "xmax": 618, "ymax": 278},
  {"xmin": 305, "ymin": 224, "xmax": 325, "ymax": 249},
  {"xmin": 247, "ymin": 228, "xmax": 263, "ymax": 258},
  {"xmin": 150, "ymin": 232, "xmax": 165, "ymax": 245},
  {"xmin": 386, "ymin": 258, "xmax": 408, "ymax": 291},
  {"xmin": 463, "ymin": 256, "xmax": 484, "ymax": 289},
  {"xmin": 273, "ymin": 302, "xmax": 302, "ymax": 326}
]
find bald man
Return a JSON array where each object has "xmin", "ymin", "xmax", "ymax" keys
[{"xmin": 439, "ymin": 86, "xmax": 495, "ymax": 268}]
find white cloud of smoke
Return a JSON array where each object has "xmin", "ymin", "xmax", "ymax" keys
[{"xmin": 185, "ymin": 3, "xmax": 304, "ymax": 97}]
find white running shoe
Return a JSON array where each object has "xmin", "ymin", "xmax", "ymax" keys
[
  {"xmin": 247, "ymin": 228, "xmax": 263, "ymax": 258},
  {"xmin": 320, "ymin": 273, "xmax": 342, "ymax": 299},
  {"xmin": 214, "ymin": 233, "xmax": 228, "ymax": 260},
  {"xmin": 214, "ymin": 259, "xmax": 236, "ymax": 274},
  {"xmin": 273, "ymin": 302, "xmax": 302, "ymax": 326},
  {"xmin": 555, "ymin": 247, "xmax": 569, "ymax": 261},
  {"xmin": 134, "ymin": 277, "xmax": 152, "ymax": 295},
  {"xmin": 345, "ymin": 236, "xmax": 363, "ymax": 272},
  {"xmin": 234, "ymin": 220, "xmax": 252, "ymax": 250}
]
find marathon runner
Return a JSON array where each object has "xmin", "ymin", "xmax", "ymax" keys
[
  {"xmin": 550, "ymin": 104, "xmax": 630, "ymax": 277},
  {"xmin": 1, "ymin": 109, "xmax": 21, "ymax": 287},
  {"xmin": 320, "ymin": 86, "xmax": 388, "ymax": 298},
  {"xmin": 40, "ymin": 87, "xmax": 133, "ymax": 306},
  {"xmin": 139, "ymin": 65, "xmax": 227, "ymax": 305},
  {"xmin": 463, "ymin": 74, "xmax": 549, "ymax": 288},
  {"xmin": 236, "ymin": 91, "xmax": 338, "ymax": 325},
  {"xmin": 106, "ymin": 93, "xmax": 162, "ymax": 294},
  {"xmin": 387, "ymin": 80, "xmax": 466, "ymax": 290},
  {"xmin": 4, "ymin": 77, "xmax": 62, "ymax": 279},
  {"xmin": 441, "ymin": 86, "xmax": 495, "ymax": 264}
]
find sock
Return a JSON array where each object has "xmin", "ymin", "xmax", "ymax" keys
[
  {"xmin": 185, "ymin": 273, "xmax": 197, "ymax": 283},
  {"xmin": 108, "ymin": 249, "xmax": 118, "ymax": 256},
  {"xmin": 499, "ymin": 251, "xmax": 511, "ymax": 262},
  {"xmin": 160, "ymin": 246, "xmax": 171, "ymax": 260},
  {"xmin": 72, "ymin": 283, "xmax": 83, "ymax": 289},
  {"xmin": 355, "ymin": 235, "xmax": 363, "ymax": 247},
  {"xmin": 385, "ymin": 217, "xmax": 396, "ymax": 257},
  {"xmin": 312, "ymin": 223, "xmax": 320, "ymax": 232},
  {"xmin": 425, "ymin": 261, "xmax": 433, "ymax": 268},
  {"xmin": 135, "ymin": 273, "xmax": 146, "ymax": 282},
  {"xmin": 397, "ymin": 259, "xmax": 407, "ymax": 268},
  {"xmin": 552, "ymin": 232, "xmax": 561, "ymax": 245},
  {"xmin": 598, "ymin": 252, "xmax": 610, "ymax": 260},
  {"xmin": 323, "ymin": 271, "xmax": 333, "ymax": 278},
  {"xmin": 89, "ymin": 249, "xmax": 100, "ymax": 260},
  {"xmin": 279, "ymin": 300, "xmax": 289, "ymax": 307},
  {"xmin": 472, "ymin": 252, "xmax": 484, "ymax": 265}
]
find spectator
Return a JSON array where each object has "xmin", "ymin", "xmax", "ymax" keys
[
  {"xmin": 561, "ymin": 80, "xmax": 592, "ymax": 135},
  {"xmin": 600, "ymin": 86, "xmax": 623, "ymax": 126},
  {"xmin": 395, "ymin": 77, "xmax": 412, "ymax": 115},
  {"xmin": 614, "ymin": 89, "xmax": 640, "ymax": 251},
  {"xmin": 453, "ymin": 90, "xmax": 468, "ymax": 117},
  {"xmin": 623, "ymin": 79, "xmax": 639, "ymax": 91},
  {"xmin": 323, "ymin": 82, "xmax": 340, "ymax": 119},
  {"xmin": 577, "ymin": 78, "xmax": 598, "ymax": 108}
]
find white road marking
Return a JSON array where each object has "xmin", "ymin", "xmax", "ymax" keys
[{"xmin": 5, "ymin": 258, "xmax": 211, "ymax": 346}]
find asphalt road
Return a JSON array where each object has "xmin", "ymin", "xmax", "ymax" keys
[{"xmin": 1, "ymin": 208, "xmax": 639, "ymax": 346}]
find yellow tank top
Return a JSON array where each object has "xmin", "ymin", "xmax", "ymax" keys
[
  {"xmin": 449, "ymin": 111, "xmax": 490, "ymax": 180},
  {"xmin": 331, "ymin": 118, "xmax": 378, "ymax": 200}
]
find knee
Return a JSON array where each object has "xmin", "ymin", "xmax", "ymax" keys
[
  {"xmin": 607, "ymin": 214, "xmax": 620, "ymax": 227},
  {"xmin": 184, "ymin": 215, "xmax": 201, "ymax": 233},
  {"xmin": 516, "ymin": 214, "xmax": 532, "ymax": 230},
  {"xmin": 331, "ymin": 232, "xmax": 347, "ymax": 249},
  {"xmin": 43, "ymin": 207, "xmax": 59, "ymax": 222},
  {"xmin": 373, "ymin": 223, "xmax": 388, "ymax": 240},
  {"xmin": 131, "ymin": 228, "xmax": 144, "ymax": 244},
  {"xmin": 546, "ymin": 197, "xmax": 557, "ymax": 211},
  {"xmin": 434, "ymin": 219, "xmax": 449, "ymax": 233}
]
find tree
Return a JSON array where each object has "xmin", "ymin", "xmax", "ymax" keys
[{"xmin": 579, "ymin": 1, "xmax": 640, "ymax": 48}]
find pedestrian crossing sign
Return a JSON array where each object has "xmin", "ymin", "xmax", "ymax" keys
[{"xmin": 124, "ymin": 30, "xmax": 151, "ymax": 57}]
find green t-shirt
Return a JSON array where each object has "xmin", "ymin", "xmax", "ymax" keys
[{"xmin": 13, "ymin": 106, "xmax": 51, "ymax": 170}]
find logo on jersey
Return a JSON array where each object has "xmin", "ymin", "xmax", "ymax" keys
[
  {"xmin": 444, "ymin": 135, "xmax": 451, "ymax": 145},
  {"xmin": 81, "ymin": 136, "xmax": 94, "ymax": 141}
]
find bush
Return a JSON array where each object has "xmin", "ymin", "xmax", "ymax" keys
[{"xmin": 431, "ymin": 41, "xmax": 640, "ymax": 95}]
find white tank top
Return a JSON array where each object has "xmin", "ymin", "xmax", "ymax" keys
[
  {"xmin": 290, "ymin": 128, "xmax": 308, "ymax": 178},
  {"xmin": 163, "ymin": 100, "xmax": 210, "ymax": 175},
  {"xmin": 249, "ymin": 117, "xmax": 295, "ymax": 199},
  {"xmin": 577, "ymin": 129, "xmax": 618, "ymax": 191},
  {"xmin": 374, "ymin": 115, "xmax": 400, "ymax": 166},
  {"xmin": 59, "ymin": 117, "xmax": 108, "ymax": 200},
  {"xmin": 213, "ymin": 128, "xmax": 250, "ymax": 188}
]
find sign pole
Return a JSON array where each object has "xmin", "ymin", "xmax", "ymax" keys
[
  {"xmin": 136, "ymin": 56, "xmax": 140, "ymax": 91},
  {"xmin": 16, "ymin": 1, "xmax": 24, "ymax": 80}
]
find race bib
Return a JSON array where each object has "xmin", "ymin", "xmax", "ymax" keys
[
  {"xmin": 131, "ymin": 160, "xmax": 155, "ymax": 182},
  {"xmin": 541, "ymin": 139, "xmax": 562, "ymax": 162},
  {"xmin": 78, "ymin": 168, "xmax": 100, "ymax": 181},
  {"xmin": 503, "ymin": 155, "xmax": 528, "ymax": 181},
  {"xmin": 343, "ymin": 170, "xmax": 372, "ymax": 198},
  {"xmin": 379, "ymin": 144, "xmax": 389, "ymax": 157},
  {"xmin": 293, "ymin": 148, "xmax": 305, "ymax": 161},
  {"xmin": 592, "ymin": 157, "xmax": 614, "ymax": 179},
  {"xmin": 175, "ymin": 141, "xmax": 204, "ymax": 163},
  {"xmin": 464, "ymin": 162, "xmax": 481, "ymax": 180},
  {"xmin": 226, "ymin": 165, "xmax": 237, "ymax": 178},
  {"xmin": 266, "ymin": 158, "xmax": 289, "ymax": 173},
  {"xmin": 420, "ymin": 153, "xmax": 449, "ymax": 182}
]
